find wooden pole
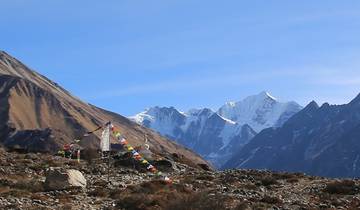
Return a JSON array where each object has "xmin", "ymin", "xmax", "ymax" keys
[{"xmin": 107, "ymin": 151, "xmax": 110, "ymax": 183}]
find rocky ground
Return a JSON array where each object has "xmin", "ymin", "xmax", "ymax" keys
[{"xmin": 0, "ymin": 147, "xmax": 360, "ymax": 210}]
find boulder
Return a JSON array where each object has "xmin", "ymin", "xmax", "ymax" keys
[{"xmin": 44, "ymin": 168, "xmax": 86, "ymax": 191}]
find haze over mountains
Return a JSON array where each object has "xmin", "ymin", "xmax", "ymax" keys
[
  {"xmin": 0, "ymin": 51, "xmax": 208, "ymax": 167},
  {"xmin": 223, "ymin": 94, "xmax": 360, "ymax": 178},
  {"xmin": 130, "ymin": 92, "xmax": 302, "ymax": 167}
]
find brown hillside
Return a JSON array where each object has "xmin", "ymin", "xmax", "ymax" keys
[{"xmin": 0, "ymin": 51, "xmax": 208, "ymax": 167}]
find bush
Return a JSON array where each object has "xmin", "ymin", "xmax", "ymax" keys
[
  {"xmin": 287, "ymin": 177, "xmax": 299, "ymax": 183},
  {"xmin": 0, "ymin": 178, "xmax": 45, "ymax": 193},
  {"xmin": 43, "ymin": 158, "xmax": 62, "ymax": 167},
  {"xmin": 222, "ymin": 173, "xmax": 238, "ymax": 183},
  {"xmin": 12, "ymin": 179, "xmax": 44, "ymax": 193},
  {"xmin": 132, "ymin": 180, "xmax": 169, "ymax": 194},
  {"xmin": 88, "ymin": 187, "xmax": 108, "ymax": 197},
  {"xmin": 259, "ymin": 176, "xmax": 279, "ymax": 187},
  {"xmin": 324, "ymin": 180, "xmax": 359, "ymax": 195},
  {"xmin": 165, "ymin": 192, "xmax": 228, "ymax": 210},
  {"xmin": 240, "ymin": 183, "xmax": 258, "ymax": 191},
  {"xmin": 115, "ymin": 181, "xmax": 228, "ymax": 210},
  {"xmin": 116, "ymin": 194, "xmax": 152, "ymax": 210},
  {"xmin": 234, "ymin": 202, "xmax": 250, "ymax": 210},
  {"xmin": 261, "ymin": 195, "xmax": 283, "ymax": 204}
]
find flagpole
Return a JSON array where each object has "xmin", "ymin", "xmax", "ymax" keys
[
  {"xmin": 107, "ymin": 123, "xmax": 111, "ymax": 184},
  {"xmin": 107, "ymin": 150, "xmax": 110, "ymax": 184}
]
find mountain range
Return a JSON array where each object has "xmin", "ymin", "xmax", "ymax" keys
[
  {"xmin": 222, "ymin": 94, "xmax": 360, "ymax": 178},
  {"xmin": 130, "ymin": 92, "xmax": 302, "ymax": 167},
  {"xmin": 0, "ymin": 51, "xmax": 208, "ymax": 167},
  {"xmin": 3, "ymin": 50, "xmax": 359, "ymax": 178}
]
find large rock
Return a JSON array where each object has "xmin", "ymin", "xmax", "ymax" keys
[{"xmin": 44, "ymin": 168, "xmax": 86, "ymax": 191}]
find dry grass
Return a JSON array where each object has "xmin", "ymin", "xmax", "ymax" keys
[{"xmin": 112, "ymin": 180, "xmax": 230, "ymax": 210}]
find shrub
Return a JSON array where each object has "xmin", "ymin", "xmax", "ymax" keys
[
  {"xmin": 62, "ymin": 204, "xmax": 73, "ymax": 210},
  {"xmin": 261, "ymin": 195, "xmax": 283, "ymax": 204},
  {"xmin": 135, "ymin": 180, "xmax": 169, "ymax": 194},
  {"xmin": 109, "ymin": 188, "xmax": 125, "ymax": 199},
  {"xmin": 165, "ymin": 192, "xmax": 228, "ymax": 210},
  {"xmin": 116, "ymin": 193, "xmax": 160, "ymax": 210},
  {"xmin": 43, "ymin": 158, "xmax": 62, "ymax": 167},
  {"xmin": 1, "ymin": 189, "xmax": 30, "ymax": 197},
  {"xmin": 324, "ymin": 180, "xmax": 359, "ymax": 195},
  {"xmin": 12, "ymin": 179, "xmax": 44, "ymax": 193},
  {"xmin": 234, "ymin": 202, "xmax": 250, "ymax": 210},
  {"xmin": 197, "ymin": 174, "xmax": 215, "ymax": 181},
  {"xmin": 287, "ymin": 177, "xmax": 299, "ymax": 183},
  {"xmin": 259, "ymin": 176, "xmax": 279, "ymax": 187},
  {"xmin": 240, "ymin": 183, "xmax": 258, "ymax": 191},
  {"xmin": 57, "ymin": 194, "xmax": 73, "ymax": 204},
  {"xmin": 88, "ymin": 187, "xmax": 108, "ymax": 197},
  {"xmin": 222, "ymin": 173, "xmax": 238, "ymax": 183}
]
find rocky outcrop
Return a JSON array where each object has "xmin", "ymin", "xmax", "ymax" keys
[{"xmin": 44, "ymin": 168, "xmax": 87, "ymax": 190}]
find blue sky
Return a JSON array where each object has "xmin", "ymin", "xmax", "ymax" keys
[{"xmin": 1, "ymin": 0, "xmax": 360, "ymax": 116}]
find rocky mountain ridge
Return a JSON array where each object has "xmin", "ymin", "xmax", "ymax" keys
[{"xmin": 223, "ymin": 93, "xmax": 360, "ymax": 178}]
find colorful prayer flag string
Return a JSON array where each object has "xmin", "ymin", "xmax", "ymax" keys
[
  {"xmin": 110, "ymin": 123, "xmax": 172, "ymax": 184},
  {"xmin": 57, "ymin": 122, "xmax": 173, "ymax": 184}
]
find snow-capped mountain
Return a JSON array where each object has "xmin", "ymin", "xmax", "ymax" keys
[
  {"xmin": 222, "ymin": 93, "xmax": 360, "ymax": 178},
  {"xmin": 218, "ymin": 91, "xmax": 303, "ymax": 132},
  {"xmin": 130, "ymin": 92, "xmax": 302, "ymax": 168},
  {"xmin": 130, "ymin": 107, "xmax": 256, "ymax": 167}
]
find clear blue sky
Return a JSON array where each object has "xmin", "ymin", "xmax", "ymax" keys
[{"xmin": 1, "ymin": 1, "xmax": 360, "ymax": 116}]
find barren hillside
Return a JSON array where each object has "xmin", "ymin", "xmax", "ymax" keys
[{"xmin": 0, "ymin": 51, "xmax": 208, "ymax": 167}]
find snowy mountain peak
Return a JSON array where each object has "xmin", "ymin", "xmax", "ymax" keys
[
  {"xmin": 225, "ymin": 101, "xmax": 236, "ymax": 107},
  {"xmin": 129, "ymin": 92, "xmax": 302, "ymax": 168},
  {"xmin": 146, "ymin": 106, "xmax": 178, "ymax": 114},
  {"xmin": 187, "ymin": 108, "xmax": 214, "ymax": 116},
  {"xmin": 130, "ymin": 105, "xmax": 255, "ymax": 168},
  {"xmin": 242, "ymin": 91, "xmax": 277, "ymax": 103},
  {"xmin": 259, "ymin": 91, "xmax": 277, "ymax": 101},
  {"xmin": 217, "ymin": 92, "xmax": 302, "ymax": 132}
]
